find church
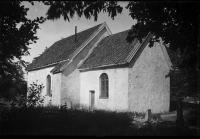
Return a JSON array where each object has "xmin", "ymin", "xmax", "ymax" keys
[{"xmin": 26, "ymin": 22, "xmax": 172, "ymax": 113}]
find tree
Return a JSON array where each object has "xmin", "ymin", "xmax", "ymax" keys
[
  {"xmin": 124, "ymin": 2, "xmax": 199, "ymax": 98},
  {"xmin": 0, "ymin": 1, "xmax": 47, "ymax": 98},
  {"xmin": 0, "ymin": 60, "xmax": 28, "ymax": 99},
  {"xmin": 167, "ymin": 47, "xmax": 198, "ymax": 97},
  {"xmin": 43, "ymin": 1, "xmax": 199, "ymax": 97}
]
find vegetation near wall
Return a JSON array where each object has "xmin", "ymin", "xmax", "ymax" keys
[{"xmin": 0, "ymin": 81, "xmax": 198, "ymax": 136}]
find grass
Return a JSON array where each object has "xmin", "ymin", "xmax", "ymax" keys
[
  {"xmin": 0, "ymin": 106, "xmax": 199, "ymax": 136},
  {"xmin": 0, "ymin": 106, "xmax": 132, "ymax": 135}
]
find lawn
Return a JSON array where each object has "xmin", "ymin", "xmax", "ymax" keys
[{"xmin": 0, "ymin": 106, "xmax": 199, "ymax": 136}]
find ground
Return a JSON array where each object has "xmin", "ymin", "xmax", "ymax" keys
[
  {"xmin": 131, "ymin": 109, "xmax": 199, "ymax": 136},
  {"xmin": 0, "ymin": 102, "xmax": 199, "ymax": 136}
]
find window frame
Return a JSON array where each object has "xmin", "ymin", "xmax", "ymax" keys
[
  {"xmin": 46, "ymin": 75, "xmax": 52, "ymax": 97},
  {"xmin": 99, "ymin": 73, "xmax": 109, "ymax": 99}
]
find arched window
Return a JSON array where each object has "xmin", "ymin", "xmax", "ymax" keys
[
  {"xmin": 46, "ymin": 75, "xmax": 52, "ymax": 96},
  {"xmin": 100, "ymin": 73, "xmax": 109, "ymax": 98}
]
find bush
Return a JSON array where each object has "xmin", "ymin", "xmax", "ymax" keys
[
  {"xmin": 0, "ymin": 82, "xmax": 45, "ymax": 109},
  {"xmin": 26, "ymin": 82, "xmax": 45, "ymax": 107}
]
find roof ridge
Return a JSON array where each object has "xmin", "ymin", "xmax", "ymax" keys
[
  {"xmin": 110, "ymin": 29, "xmax": 131, "ymax": 36},
  {"xmin": 55, "ymin": 23, "xmax": 103, "ymax": 43},
  {"xmin": 102, "ymin": 29, "xmax": 131, "ymax": 40}
]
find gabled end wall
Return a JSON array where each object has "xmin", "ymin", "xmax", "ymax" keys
[{"xmin": 128, "ymin": 38, "xmax": 170, "ymax": 113}]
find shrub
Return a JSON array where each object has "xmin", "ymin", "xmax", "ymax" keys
[{"xmin": 26, "ymin": 82, "xmax": 45, "ymax": 107}]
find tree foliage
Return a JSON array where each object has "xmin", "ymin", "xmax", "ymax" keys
[
  {"xmin": 4, "ymin": 82, "xmax": 45, "ymax": 108},
  {"xmin": 166, "ymin": 47, "xmax": 198, "ymax": 97},
  {"xmin": 125, "ymin": 1, "xmax": 199, "ymax": 70},
  {"xmin": 0, "ymin": 61, "xmax": 28, "ymax": 99},
  {"xmin": 0, "ymin": 1, "xmax": 46, "ymax": 98},
  {"xmin": 44, "ymin": 1, "xmax": 199, "ymax": 96},
  {"xmin": 43, "ymin": 1, "xmax": 123, "ymax": 21}
]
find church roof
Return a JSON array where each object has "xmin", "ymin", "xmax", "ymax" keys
[
  {"xmin": 78, "ymin": 29, "xmax": 140, "ymax": 70},
  {"xmin": 26, "ymin": 23, "xmax": 103, "ymax": 71}
]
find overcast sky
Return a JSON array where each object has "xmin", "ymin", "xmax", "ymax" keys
[{"xmin": 21, "ymin": 1, "xmax": 136, "ymax": 63}]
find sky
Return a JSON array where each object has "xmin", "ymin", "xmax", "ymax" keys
[{"xmin": 20, "ymin": 1, "xmax": 136, "ymax": 63}]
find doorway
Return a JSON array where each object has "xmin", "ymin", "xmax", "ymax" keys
[{"xmin": 89, "ymin": 90, "xmax": 95, "ymax": 110}]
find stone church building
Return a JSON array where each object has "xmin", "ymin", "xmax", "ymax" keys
[{"xmin": 26, "ymin": 22, "xmax": 172, "ymax": 113}]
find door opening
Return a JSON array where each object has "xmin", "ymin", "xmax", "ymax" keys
[{"xmin": 89, "ymin": 90, "xmax": 95, "ymax": 110}]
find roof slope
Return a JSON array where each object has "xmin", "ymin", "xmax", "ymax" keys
[
  {"xmin": 78, "ymin": 29, "xmax": 139, "ymax": 70},
  {"xmin": 26, "ymin": 23, "xmax": 103, "ymax": 71}
]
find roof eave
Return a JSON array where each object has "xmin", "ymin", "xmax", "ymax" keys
[
  {"xmin": 26, "ymin": 63, "xmax": 58, "ymax": 72},
  {"xmin": 52, "ymin": 70, "xmax": 62, "ymax": 74},
  {"xmin": 78, "ymin": 62, "xmax": 128, "ymax": 71},
  {"xmin": 26, "ymin": 59, "xmax": 68, "ymax": 72}
]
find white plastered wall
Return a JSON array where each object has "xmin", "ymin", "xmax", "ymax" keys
[
  {"xmin": 80, "ymin": 68, "xmax": 129, "ymax": 111},
  {"xmin": 128, "ymin": 42, "xmax": 170, "ymax": 113},
  {"xmin": 27, "ymin": 66, "xmax": 61, "ymax": 106}
]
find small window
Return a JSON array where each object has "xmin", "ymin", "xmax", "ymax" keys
[
  {"xmin": 46, "ymin": 75, "xmax": 52, "ymax": 96},
  {"xmin": 100, "ymin": 73, "xmax": 109, "ymax": 98}
]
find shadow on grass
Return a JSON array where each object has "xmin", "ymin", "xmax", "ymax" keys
[{"xmin": 0, "ymin": 106, "xmax": 199, "ymax": 136}]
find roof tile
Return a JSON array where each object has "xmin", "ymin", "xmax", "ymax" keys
[
  {"xmin": 78, "ymin": 29, "xmax": 139, "ymax": 69},
  {"xmin": 26, "ymin": 23, "xmax": 103, "ymax": 71}
]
